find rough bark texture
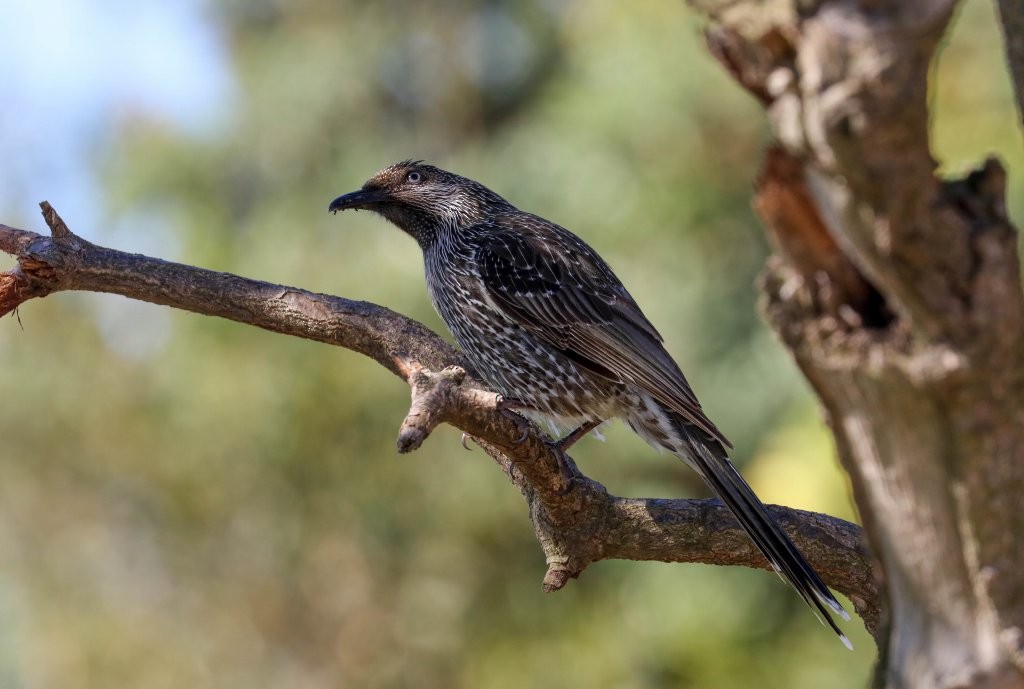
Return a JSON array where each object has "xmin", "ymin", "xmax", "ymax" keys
[
  {"xmin": 0, "ymin": 206, "xmax": 881, "ymax": 641},
  {"xmin": 691, "ymin": 1, "xmax": 1024, "ymax": 687}
]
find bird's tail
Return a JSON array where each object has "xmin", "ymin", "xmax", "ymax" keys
[{"xmin": 627, "ymin": 399, "xmax": 853, "ymax": 649}]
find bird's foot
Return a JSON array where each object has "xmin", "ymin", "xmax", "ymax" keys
[
  {"xmin": 546, "ymin": 442, "xmax": 575, "ymax": 488},
  {"xmin": 544, "ymin": 419, "xmax": 601, "ymax": 488},
  {"xmin": 496, "ymin": 396, "xmax": 534, "ymax": 444}
]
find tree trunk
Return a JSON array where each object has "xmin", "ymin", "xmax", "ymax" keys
[{"xmin": 692, "ymin": 1, "xmax": 1024, "ymax": 687}]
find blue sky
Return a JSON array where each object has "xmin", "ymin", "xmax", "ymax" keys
[{"xmin": 0, "ymin": 0, "xmax": 234, "ymax": 230}]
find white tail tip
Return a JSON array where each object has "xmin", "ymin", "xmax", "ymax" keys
[{"xmin": 815, "ymin": 589, "xmax": 852, "ymax": 621}]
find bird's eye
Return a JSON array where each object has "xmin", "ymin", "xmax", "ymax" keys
[{"xmin": 407, "ymin": 171, "xmax": 422, "ymax": 183}]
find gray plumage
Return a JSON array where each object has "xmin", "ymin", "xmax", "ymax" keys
[{"xmin": 329, "ymin": 160, "xmax": 852, "ymax": 648}]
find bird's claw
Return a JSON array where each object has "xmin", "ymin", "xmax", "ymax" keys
[
  {"xmin": 500, "ymin": 412, "xmax": 531, "ymax": 445},
  {"xmin": 460, "ymin": 432, "xmax": 473, "ymax": 451},
  {"xmin": 543, "ymin": 439, "xmax": 577, "ymax": 492},
  {"xmin": 496, "ymin": 396, "xmax": 533, "ymax": 445}
]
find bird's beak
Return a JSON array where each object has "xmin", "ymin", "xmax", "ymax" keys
[{"xmin": 328, "ymin": 189, "xmax": 388, "ymax": 214}]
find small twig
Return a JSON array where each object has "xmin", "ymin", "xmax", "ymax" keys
[
  {"xmin": 39, "ymin": 201, "xmax": 72, "ymax": 240},
  {"xmin": 396, "ymin": 364, "xmax": 467, "ymax": 453}
]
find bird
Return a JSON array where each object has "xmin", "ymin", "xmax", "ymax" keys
[{"xmin": 329, "ymin": 160, "xmax": 852, "ymax": 648}]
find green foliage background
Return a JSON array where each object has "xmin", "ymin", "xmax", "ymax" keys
[{"xmin": 1, "ymin": 1, "xmax": 1021, "ymax": 687}]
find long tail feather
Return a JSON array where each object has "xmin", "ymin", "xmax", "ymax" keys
[
  {"xmin": 683, "ymin": 428, "xmax": 852, "ymax": 648},
  {"xmin": 627, "ymin": 398, "xmax": 852, "ymax": 649}
]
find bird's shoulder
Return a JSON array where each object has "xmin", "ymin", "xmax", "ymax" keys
[
  {"xmin": 464, "ymin": 212, "xmax": 661, "ymax": 336},
  {"xmin": 463, "ymin": 211, "xmax": 730, "ymax": 447}
]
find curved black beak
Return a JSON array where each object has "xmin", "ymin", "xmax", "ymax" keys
[{"xmin": 328, "ymin": 189, "xmax": 387, "ymax": 214}]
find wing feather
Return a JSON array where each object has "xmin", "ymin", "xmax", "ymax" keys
[{"xmin": 471, "ymin": 215, "xmax": 731, "ymax": 448}]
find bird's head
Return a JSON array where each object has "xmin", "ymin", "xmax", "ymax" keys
[{"xmin": 328, "ymin": 161, "xmax": 511, "ymax": 248}]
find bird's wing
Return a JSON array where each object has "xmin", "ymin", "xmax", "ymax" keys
[{"xmin": 471, "ymin": 215, "xmax": 731, "ymax": 448}]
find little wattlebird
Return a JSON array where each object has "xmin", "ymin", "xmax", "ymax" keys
[{"xmin": 329, "ymin": 160, "xmax": 852, "ymax": 648}]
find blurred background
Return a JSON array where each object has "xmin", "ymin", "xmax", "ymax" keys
[{"xmin": 0, "ymin": 1, "xmax": 1020, "ymax": 687}]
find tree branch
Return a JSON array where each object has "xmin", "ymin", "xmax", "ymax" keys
[{"xmin": 0, "ymin": 203, "xmax": 880, "ymax": 641}]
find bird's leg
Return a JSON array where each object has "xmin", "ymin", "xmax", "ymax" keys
[
  {"xmin": 553, "ymin": 419, "xmax": 603, "ymax": 453},
  {"xmin": 496, "ymin": 396, "xmax": 535, "ymax": 444},
  {"xmin": 546, "ymin": 419, "xmax": 603, "ymax": 484}
]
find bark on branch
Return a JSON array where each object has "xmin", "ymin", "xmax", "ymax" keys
[{"xmin": 0, "ymin": 203, "xmax": 880, "ymax": 641}]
